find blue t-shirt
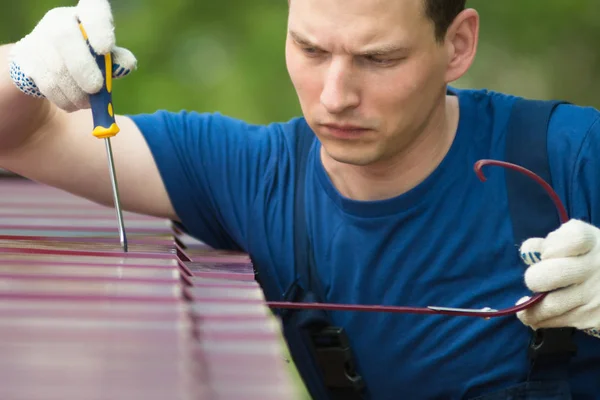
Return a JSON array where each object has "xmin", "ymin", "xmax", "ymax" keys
[{"xmin": 130, "ymin": 88, "xmax": 600, "ymax": 399}]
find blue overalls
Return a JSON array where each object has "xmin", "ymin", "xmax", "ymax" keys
[{"xmin": 254, "ymin": 99, "xmax": 578, "ymax": 399}]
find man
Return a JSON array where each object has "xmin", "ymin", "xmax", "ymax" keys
[{"xmin": 1, "ymin": 0, "xmax": 599, "ymax": 398}]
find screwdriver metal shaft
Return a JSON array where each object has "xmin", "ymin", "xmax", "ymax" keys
[
  {"xmin": 80, "ymin": 23, "xmax": 128, "ymax": 252},
  {"xmin": 104, "ymin": 137, "xmax": 127, "ymax": 252}
]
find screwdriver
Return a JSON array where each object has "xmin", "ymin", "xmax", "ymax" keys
[{"xmin": 79, "ymin": 23, "xmax": 128, "ymax": 252}]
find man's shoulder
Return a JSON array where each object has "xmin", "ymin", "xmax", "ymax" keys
[
  {"xmin": 452, "ymin": 86, "xmax": 600, "ymax": 150},
  {"xmin": 461, "ymin": 88, "xmax": 600, "ymax": 215},
  {"xmin": 547, "ymin": 102, "xmax": 600, "ymax": 147},
  {"xmin": 450, "ymin": 86, "xmax": 519, "ymax": 113}
]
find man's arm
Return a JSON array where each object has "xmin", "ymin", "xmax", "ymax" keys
[
  {"xmin": 0, "ymin": 43, "xmax": 178, "ymax": 220},
  {"xmin": 0, "ymin": 0, "xmax": 283, "ymax": 253}
]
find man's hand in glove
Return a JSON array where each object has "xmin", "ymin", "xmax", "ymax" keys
[
  {"xmin": 8, "ymin": 0, "xmax": 136, "ymax": 112},
  {"xmin": 518, "ymin": 219, "xmax": 600, "ymax": 339}
]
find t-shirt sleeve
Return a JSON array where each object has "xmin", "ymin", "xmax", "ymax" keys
[
  {"xmin": 570, "ymin": 114, "xmax": 600, "ymax": 225},
  {"xmin": 128, "ymin": 110, "xmax": 281, "ymax": 251}
]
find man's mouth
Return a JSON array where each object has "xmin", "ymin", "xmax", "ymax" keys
[{"xmin": 320, "ymin": 123, "xmax": 371, "ymax": 139}]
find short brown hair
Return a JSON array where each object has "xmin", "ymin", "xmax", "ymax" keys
[{"xmin": 424, "ymin": 0, "xmax": 467, "ymax": 42}]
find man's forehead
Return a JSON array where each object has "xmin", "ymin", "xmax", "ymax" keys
[
  {"xmin": 287, "ymin": 0, "xmax": 428, "ymax": 50},
  {"xmin": 287, "ymin": 0, "xmax": 426, "ymax": 18}
]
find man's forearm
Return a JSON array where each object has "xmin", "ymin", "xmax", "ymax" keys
[{"xmin": 0, "ymin": 44, "xmax": 54, "ymax": 156}]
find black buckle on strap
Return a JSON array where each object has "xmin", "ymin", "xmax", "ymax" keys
[
  {"xmin": 529, "ymin": 328, "xmax": 577, "ymax": 360},
  {"xmin": 309, "ymin": 326, "xmax": 365, "ymax": 393}
]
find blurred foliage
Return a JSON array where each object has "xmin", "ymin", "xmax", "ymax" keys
[{"xmin": 2, "ymin": 0, "xmax": 599, "ymax": 124}]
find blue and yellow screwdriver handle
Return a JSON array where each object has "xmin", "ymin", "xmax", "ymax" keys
[{"xmin": 79, "ymin": 23, "xmax": 120, "ymax": 139}]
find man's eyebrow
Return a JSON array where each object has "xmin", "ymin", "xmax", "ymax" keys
[
  {"xmin": 357, "ymin": 44, "xmax": 410, "ymax": 57},
  {"xmin": 289, "ymin": 30, "xmax": 319, "ymax": 47},
  {"xmin": 289, "ymin": 30, "xmax": 409, "ymax": 56}
]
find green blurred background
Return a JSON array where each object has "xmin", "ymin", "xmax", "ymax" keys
[{"xmin": 2, "ymin": 0, "xmax": 599, "ymax": 124}]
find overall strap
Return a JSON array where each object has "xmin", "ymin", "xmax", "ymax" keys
[
  {"xmin": 293, "ymin": 129, "xmax": 317, "ymax": 292},
  {"xmin": 254, "ymin": 129, "xmax": 317, "ymax": 308},
  {"xmin": 291, "ymin": 130, "xmax": 329, "ymax": 306},
  {"xmin": 505, "ymin": 99, "xmax": 566, "ymax": 244},
  {"xmin": 279, "ymin": 130, "xmax": 365, "ymax": 400},
  {"xmin": 504, "ymin": 98, "xmax": 577, "ymax": 381}
]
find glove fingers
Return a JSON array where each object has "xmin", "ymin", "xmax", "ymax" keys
[
  {"xmin": 542, "ymin": 219, "xmax": 597, "ymax": 259},
  {"xmin": 52, "ymin": 13, "xmax": 104, "ymax": 95},
  {"xmin": 517, "ymin": 285, "xmax": 584, "ymax": 329},
  {"xmin": 15, "ymin": 44, "xmax": 78, "ymax": 111},
  {"xmin": 524, "ymin": 305, "xmax": 590, "ymax": 330},
  {"xmin": 41, "ymin": 70, "xmax": 81, "ymax": 112},
  {"xmin": 524, "ymin": 255, "xmax": 592, "ymax": 293},
  {"xmin": 56, "ymin": 70, "xmax": 91, "ymax": 110},
  {"xmin": 75, "ymin": 0, "xmax": 115, "ymax": 54},
  {"xmin": 42, "ymin": 84, "xmax": 80, "ymax": 113},
  {"xmin": 519, "ymin": 237, "xmax": 544, "ymax": 265},
  {"xmin": 111, "ymin": 46, "xmax": 137, "ymax": 79},
  {"xmin": 516, "ymin": 295, "xmax": 531, "ymax": 305},
  {"xmin": 36, "ymin": 57, "xmax": 85, "ymax": 112}
]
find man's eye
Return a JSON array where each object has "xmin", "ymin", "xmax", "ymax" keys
[
  {"xmin": 365, "ymin": 55, "xmax": 393, "ymax": 65},
  {"xmin": 302, "ymin": 47, "xmax": 322, "ymax": 56},
  {"xmin": 362, "ymin": 55, "xmax": 407, "ymax": 67}
]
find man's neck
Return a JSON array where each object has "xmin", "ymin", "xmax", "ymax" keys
[{"xmin": 321, "ymin": 95, "xmax": 460, "ymax": 202}]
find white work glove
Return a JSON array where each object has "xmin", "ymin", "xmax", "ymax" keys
[
  {"xmin": 517, "ymin": 219, "xmax": 600, "ymax": 339},
  {"xmin": 8, "ymin": 0, "xmax": 136, "ymax": 112}
]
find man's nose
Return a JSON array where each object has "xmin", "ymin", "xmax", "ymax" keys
[{"xmin": 320, "ymin": 60, "xmax": 360, "ymax": 114}]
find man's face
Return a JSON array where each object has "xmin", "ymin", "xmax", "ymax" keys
[{"xmin": 286, "ymin": 0, "xmax": 454, "ymax": 167}]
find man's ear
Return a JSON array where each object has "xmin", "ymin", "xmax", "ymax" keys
[{"xmin": 443, "ymin": 8, "xmax": 479, "ymax": 83}]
